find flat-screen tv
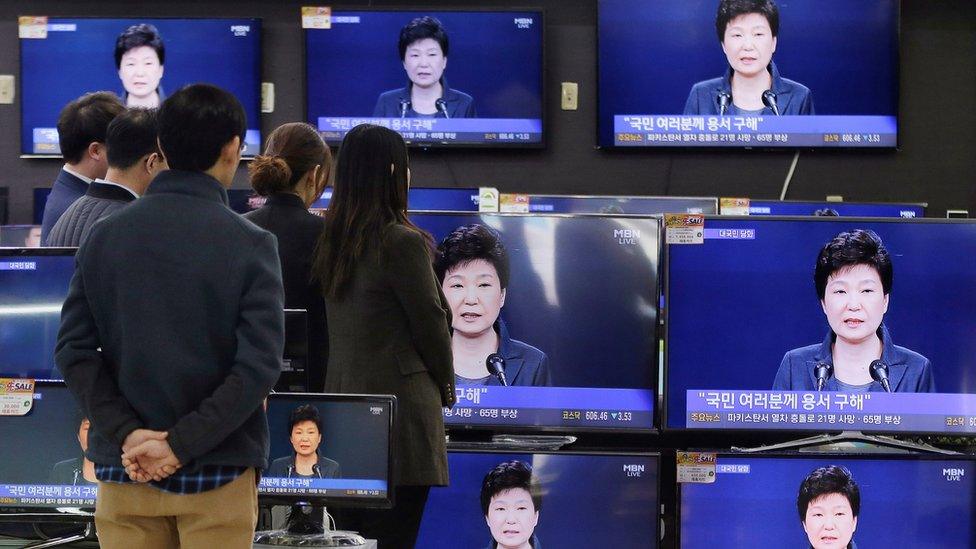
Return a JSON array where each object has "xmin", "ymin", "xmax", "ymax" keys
[
  {"xmin": 411, "ymin": 213, "xmax": 660, "ymax": 432},
  {"xmin": 0, "ymin": 382, "xmax": 96, "ymax": 513},
  {"xmin": 305, "ymin": 10, "xmax": 544, "ymax": 147},
  {"xmin": 261, "ymin": 392, "xmax": 394, "ymax": 508},
  {"xmin": 679, "ymin": 453, "xmax": 976, "ymax": 548},
  {"xmin": 418, "ymin": 450, "xmax": 660, "ymax": 548},
  {"xmin": 733, "ymin": 199, "xmax": 925, "ymax": 218},
  {"xmin": 598, "ymin": 0, "xmax": 899, "ymax": 148},
  {"xmin": 20, "ymin": 17, "xmax": 262, "ymax": 156},
  {"xmin": 665, "ymin": 216, "xmax": 976, "ymax": 433},
  {"xmin": 0, "ymin": 225, "xmax": 43, "ymax": 247},
  {"xmin": 527, "ymin": 195, "xmax": 718, "ymax": 215},
  {"xmin": 311, "ymin": 187, "xmax": 481, "ymax": 212},
  {"xmin": 0, "ymin": 248, "xmax": 76, "ymax": 381}
]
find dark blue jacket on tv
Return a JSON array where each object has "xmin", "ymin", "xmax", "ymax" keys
[
  {"xmin": 373, "ymin": 80, "xmax": 476, "ymax": 118},
  {"xmin": 773, "ymin": 325, "xmax": 935, "ymax": 393},
  {"xmin": 485, "ymin": 320, "xmax": 551, "ymax": 387},
  {"xmin": 40, "ymin": 168, "xmax": 89, "ymax": 245},
  {"xmin": 683, "ymin": 61, "xmax": 814, "ymax": 116}
]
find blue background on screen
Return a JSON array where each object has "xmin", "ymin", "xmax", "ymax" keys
[
  {"xmin": 748, "ymin": 200, "xmax": 924, "ymax": 218},
  {"xmin": 418, "ymin": 452, "xmax": 659, "ymax": 548},
  {"xmin": 411, "ymin": 213, "xmax": 659, "ymax": 390},
  {"xmin": 666, "ymin": 218, "xmax": 976, "ymax": 428},
  {"xmin": 0, "ymin": 254, "xmax": 76, "ymax": 380},
  {"xmin": 20, "ymin": 18, "xmax": 262, "ymax": 155},
  {"xmin": 681, "ymin": 456, "xmax": 976, "ymax": 548},
  {"xmin": 598, "ymin": 0, "xmax": 899, "ymax": 145},
  {"xmin": 306, "ymin": 11, "xmax": 543, "ymax": 119}
]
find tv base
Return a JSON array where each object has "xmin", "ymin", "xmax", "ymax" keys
[
  {"xmin": 447, "ymin": 434, "xmax": 577, "ymax": 451},
  {"xmin": 731, "ymin": 431, "xmax": 959, "ymax": 455},
  {"xmin": 254, "ymin": 504, "xmax": 367, "ymax": 548},
  {"xmin": 21, "ymin": 522, "xmax": 96, "ymax": 549}
]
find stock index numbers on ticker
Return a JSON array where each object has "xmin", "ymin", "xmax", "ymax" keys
[{"xmin": 444, "ymin": 386, "xmax": 653, "ymax": 428}]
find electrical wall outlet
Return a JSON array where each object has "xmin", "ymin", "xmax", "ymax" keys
[
  {"xmin": 261, "ymin": 82, "xmax": 275, "ymax": 113},
  {"xmin": 0, "ymin": 75, "xmax": 14, "ymax": 104},
  {"xmin": 560, "ymin": 82, "xmax": 578, "ymax": 110}
]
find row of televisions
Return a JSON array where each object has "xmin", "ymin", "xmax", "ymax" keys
[
  {"xmin": 2, "ymin": 384, "xmax": 975, "ymax": 547},
  {"xmin": 19, "ymin": 1, "xmax": 900, "ymax": 153},
  {"xmin": 8, "ymin": 191, "xmax": 976, "ymax": 438}
]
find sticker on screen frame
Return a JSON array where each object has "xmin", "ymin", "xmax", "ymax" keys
[
  {"xmin": 720, "ymin": 197, "xmax": 750, "ymax": 216},
  {"xmin": 677, "ymin": 451, "xmax": 716, "ymax": 483},
  {"xmin": 665, "ymin": 213, "xmax": 704, "ymax": 245},
  {"xmin": 0, "ymin": 378, "xmax": 35, "ymax": 416},
  {"xmin": 302, "ymin": 7, "xmax": 332, "ymax": 29},
  {"xmin": 500, "ymin": 193, "xmax": 530, "ymax": 213},
  {"xmin": 19, "ymin": 16, "xmax": 48, "ymax": 39}
]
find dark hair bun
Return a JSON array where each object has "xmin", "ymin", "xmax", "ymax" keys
[{"xmin": 248, "ymin": 154, "xmax": 292, "ymax": 196}]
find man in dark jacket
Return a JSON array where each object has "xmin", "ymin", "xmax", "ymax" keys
[
  {"xmin": 40, "ymin": 92, "xmax": 125, "ymax": 245},
  {"xmin": 56, "ymin": 84, "xmax": 284, "ymax": 549},
  {"xmin": 47, "ymin": 108, "xmax": 167, "ymax": 247}
]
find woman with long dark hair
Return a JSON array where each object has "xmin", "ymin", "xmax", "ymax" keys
[{"xmin": 313, "ymin": 123, "xmax": 455, "ymax": 547}]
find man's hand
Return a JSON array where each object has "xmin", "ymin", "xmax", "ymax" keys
[{"xmin": 121, "ymin": 431, "xmax": 181, "ymax": 482}]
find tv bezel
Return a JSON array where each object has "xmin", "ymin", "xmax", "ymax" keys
[
  {"xmin": 662, "ymin": 215, "xmax": 976, "ymax": 434},
  {"xmin": 302, "ymin": 6, "xmax": 547, "ymax": 150}
]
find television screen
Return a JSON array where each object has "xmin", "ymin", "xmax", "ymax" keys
[
  {"xmin": 20, "ymin": 17, "xmax": 262, "ymax": 156},
  {"xmin": 666, "ymin": 217, "xmax": 976, "ymax": 433},
  {"xmin": 411, "ymin": 213, "xmax": 659, "ymax": 432},
  {"xmin": 261, "ymin": 392, "xmax": 394, "ymax": 507},
  {"xmin": 311, "ymin": 187, "xmax": 481, "ymax": 212},
  {"xmin": 736, "ymin": 200, "xmax": 925, "ymax": 218},
  {"xmin": 0, "ymin": 382, "xmax": 97, "ymax": 510},
  {"xmin": 305, "ymin": 10, "xmax": 544, "ymax": 147},
  {"xmin": 33, "ymin": 188, "xmax": 51, "ymax": 225},
  {"xmin": 0, "ymin": 225, "xmax": 43, "ymax": 247},
  {"xmin": 680, "ymin": 453, "xmax": 976, "ymax": 548},
  {"xmin": 0, "ymin": 187, "xmax": 7, "ymax": 225},
  {"xmin": 0, "ymin": 249, "xmax": 76, "ymax": 381},
  {"xmin": 417, "ymin": 451, "xmax": 660, "ymax": 548},
  {"xmin": 527, "ymin": 195, "xmax": 718, "ymax": 215},
  {"xmin": 598, "ymin": 0, "xmax": 899, "ymax": 148}
]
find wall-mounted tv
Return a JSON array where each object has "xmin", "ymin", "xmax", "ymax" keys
[
  {"xmin": 20, "ymin": 17, "xmax": 262, "ymax": 156},
  {"xmin": 598, "ymin": 0, "xmax": 899, "ymax": 148},
  {"xmin": 666, "ymin": 217, "xmax": 976, "ymax": 434},
  {"xmin": 411, "ymin": 213, "xmax": 660, "ymax": 432},
  {"xmin": 306, "ymin": 10, "xmax": 544, "ymax": 147},
  {"xmin": 679, "ymin": 453, "xmax": 976, "ymax": 548}
]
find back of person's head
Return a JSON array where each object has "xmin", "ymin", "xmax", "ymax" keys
[
  {"xmin": 157, "ymin": 84, "xmax": 246, "ymax": 172},
  {"xmin": 57, "ymin": 92, "xmax": 126, "ymax": 164},
  {"xmin": 105, "ymin": 108, "xmax": 160, "ymax": 170},
  {"xmin": 814, "ymin": 229, "xmax": 892, "ymax": 300},
  {"xmin": 314, "ymin": 124, "xmax": 429, "ymax": 298},
  {"xmin": 434, "ymin": 224, "xmax": 511, "ymax": 289},
  {"xmin": 480, "ymin": 460, "xmax": 543, "ymax": 517},
  {"xmin": 249, "ymin": 122, "xmax": 332, "ymax": 196},
  {"xmin": 115, "ymin": 23, "xmax": 165, "ymax": 68},
  {"xmin": 715, "ymin": 0, "xmax": 780, "ymax": 42},
  {"xmin": 796, "ymin": 465, "xmax": 860, "ymax": 522},
  {"xmin": 398, "ymin": 16, "xmax": 450, "ymax": 60}
]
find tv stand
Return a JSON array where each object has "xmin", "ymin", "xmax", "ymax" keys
[{"xmin": 732, "ymin": 431, "xmax": 959, "ymax": 455}]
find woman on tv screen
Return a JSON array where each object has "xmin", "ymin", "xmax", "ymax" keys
[{"xmin": 115, "ymin": 23, "xmax": 166, "ymax": 108}]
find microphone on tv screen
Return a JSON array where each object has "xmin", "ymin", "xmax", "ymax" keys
[
  {"xmin": 717, "ymin": 91, "xmax": 731, "ymax": 116},
  {"xmin": 435, "ymin": 98, "xmax": 450, "ymax": 119},
  {"xmin": 814, "ymin": 361, "xmax": 834, "ymax": 392},
  {"xmin": 869, "ymin": 359, "xmax": 892, "ymax": 392},
  {"xmin": 761, "ymin": 90, "xmax": 780, "ymax": 116},
  {"xmin": 486, "ymin": 353, "xmax": 508, "ymax": 386},
  {"xmin": 398, "ymin": 99, "xmax": 410, "ymax": 119}
]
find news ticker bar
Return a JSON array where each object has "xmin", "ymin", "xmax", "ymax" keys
[
  {"xmin": 613, "ymin": 115, "xmax": 897, "ymax": 147},
  {"xmin": 687, "ymin": 390, "xmax": 976, "ymax": 432},
  {"xmin": 0, "ymin": 484, "xmax": 96, "ymax": 506},
  {"xmin": 444, "ymin": 387, "xmax": 655, "ymax": 428},
  {"xmin": 318, "ymin": 117, "xmax": 543, "ymax": 145}
]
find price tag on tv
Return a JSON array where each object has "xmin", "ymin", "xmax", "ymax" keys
[
  {"xmin": 720, "ymin": 197, "xmax": 750, "ymax": 216},
  {"xmin": 19, "ymin": 16, "xmax": 48, "ymax": 39},
  {"xmin": 500, "ymin": 193, "xmax": 530, "ymax": 213},
  {"xmin": 479, "ymin": 187, "xmax": 500, "ymax": 212},
  {"xmin": 665, "ymin": 213, "xmax": 704, "ymax": 245},
  {"xmin": 677, "ymin": 452, "xmax": 716, "ymax": 483},
  {"xmin": 0, "ymin": 378, "xmax": 35, "ymax": 416},
  {"xmin": 302, "ymin": 7, "xmax": 332, "ymax": 29}
]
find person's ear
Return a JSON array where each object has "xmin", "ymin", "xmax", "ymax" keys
[
  {"xmin": 222, "ymin": 135, "xmax": 242, "ymax": 163},
  {"xmin": 882, "ymin": 293, "xmax": 889, "ymax": 315},
  {"xmin": 88, "ymin": 142, "xmax": 106, "ymax": 162},
  {"xmin": 500, "ymin": 288, "xmax": 506, "ymax": 308},
  {"xmin": 771, "ymin": 36, "xmax": 777, "ymax": 55}
]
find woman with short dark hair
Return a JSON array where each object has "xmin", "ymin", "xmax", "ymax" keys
[
  {"xmin": 797, "ymin": 466, "xmax": 860, "ymax": 549},
  {"xmin": 480, "ymin": 461, "xmax": 542, "ymax": 549},
  {"xmin": 266, "ymin": 404, "xmax": 341, "ymax": 478},
  {"xmin": 115, "ymin": 24, "xmax": 166, "ymax": 108}
]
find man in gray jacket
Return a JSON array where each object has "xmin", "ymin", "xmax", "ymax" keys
[{"xmin": 56, "ymin": 84, "xmax": 283, "ymax": 549}]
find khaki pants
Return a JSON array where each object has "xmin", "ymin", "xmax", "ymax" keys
[{"xmin": 95, "ymin": 468, "xmax": 258, "ymax": 549}]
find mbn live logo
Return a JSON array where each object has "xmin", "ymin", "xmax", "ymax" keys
[
  {"xmin": 943, "ymin": 468, "xmax": 965, "ymax": 482},
  {"xmin": 614, "ymin": 229, "xmax": 640, "ymax": 245},
  {"xmin": 624, "ymin": 464, "xmax": 644, "ymax": 478}
]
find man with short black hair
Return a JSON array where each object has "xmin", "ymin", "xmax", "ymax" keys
[
  {"xmin": 56, "ymin": 83, "xmax": 283, "ymax": 548},
  {"xmin": 47, "ymin": 108, "xmax": 167, "ymax": 247},
  {"xmin": 39, "ymin": 92, "xmax": 125, "ymax": 245}
]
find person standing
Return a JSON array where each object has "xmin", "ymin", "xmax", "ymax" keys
[
  {"xmin": 56, "ymin": 83, "xmax": 284, "ymax": 549},
  {"xmin": 312, "ymin": 123, "xmax": 455, "ymax": 548}
]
